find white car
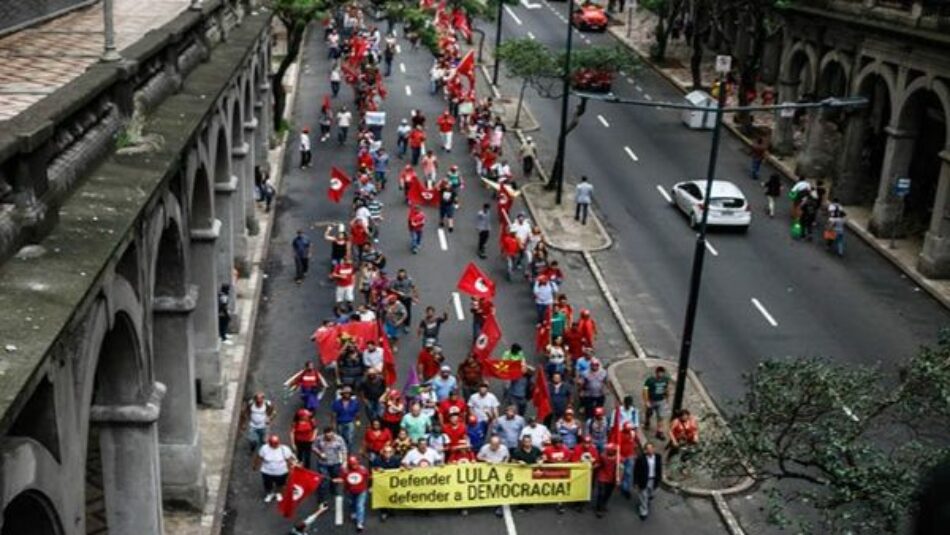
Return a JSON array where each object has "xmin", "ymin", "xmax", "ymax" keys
[{"xmin": 671, "ymin": 179, "xmax": 751, "ymax": 231}]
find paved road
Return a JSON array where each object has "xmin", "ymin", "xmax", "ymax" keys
[
  {"xmin": 222, "ymin": 16, "xmax": 727, "ymax": 535},
  {"xmin": 494, "ymin": 0, "xmax": 950, "ymax": 401}
]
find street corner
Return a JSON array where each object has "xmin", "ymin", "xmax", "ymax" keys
[
  {"xmin": 520, "ymin": 181, "xmax": 611, "ymax": 253},
  {"xmin": 606, "ymin": 357, "xmax": 754, "ymax": 497}
]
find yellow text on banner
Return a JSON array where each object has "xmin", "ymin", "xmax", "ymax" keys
[{"xmin": 370, "ymin": 463, "xmax": 592, "ymax": 509}]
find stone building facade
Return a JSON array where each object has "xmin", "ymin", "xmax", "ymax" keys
[
  {"xmin": 0, "ymin": 0, "xmax": 272, "ymax": 533},
  {"xmin": 771, "ymin": 0, "xmax": 950, "ymax": 276}
]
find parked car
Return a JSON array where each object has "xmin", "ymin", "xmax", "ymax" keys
[
  {"xmin": 670, "ymin": 179, "xmax": 751, "ymax": 230},
  {"xmin": 572, "ymin": 2, "xmax": 608, "ymax": 32}
]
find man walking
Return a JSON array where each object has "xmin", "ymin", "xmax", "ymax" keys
[
  {"xmin": 634, "ymin": 442, "xmax": 662, "ymax": 520},
  {"xmin": 763, "ymin": 173, "xmax": 781, "ymax": 218},
  {"xmin": 437, "ymin": 109, "xmax": 456, "ymax": 152},
  {"xmin": 337, "ymin": 106, "xmax": 353, "ymax": 145},
  {"xmin": 299, "ymin": 127, "xmax": 312, "ymax": 169},
  {"xmin": 750, "ymin": 136, "xmax": 768, "ymax": 180},
  {"xmin": 575, "ymin": 175, "xmax": 594, "ymax": 225},
  {"xmin": 520, "ymin": 136, "xmax": 537, "ymax": 177},
  {"xmin": 373, "ymin": 148, "xmax": 390, "ymax": 191},
  {"xmin": 292, "ymin": 229, "xmax": 312, "ymax": 283},
  {"xmin": 409, "ymin": 125, "xmax": 427, "ymax": 166},
  {"xmin": 407, "ymin": 204, "xmax": 426, "ymax": 254},
  {"xmin": 476, "ymin": 203, "xmax": 490, "ymax": 259},
  {"xmin": 643, "ymin": 366, "xmax": 672, "ymax": 440}
]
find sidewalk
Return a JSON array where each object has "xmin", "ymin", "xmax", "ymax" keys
[{"xmin": 607, "ymin": 8, "xmax": 950, "ymax": 311}]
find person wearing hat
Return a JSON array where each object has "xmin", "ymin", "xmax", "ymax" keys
[
  {"xmin": 431, "ymin": 365, "xmax": 458, "ymax": 401},
  {"xmin": 299, "ymin": 127, "xmax": 312, "ymax": 168},
  {"xmin": 572, "ymin": 434, "xmax": 600, "ymax": 464},
  {"xmin": 442, "ymin": 410, "xmax": 467, "ymax": 447},
  {"xmin": 465, "ymin": 412, "xmax": 489, "ymax": 452},
  {"xmin": 290, "ymin": 408, "xmax": 317, "ymax": 469},
  {"xmin": 437, "ymin": 109, "xmax": 456, "ymax": 152},
  {"xmin": 331, "ymin": 386, "xmax": 362, "ymax": 450},
  {"xmin": 416, "ymin": 341, "xmax": 444, "ymax": 382},
  {"xmin": 519, "ymin": 136, "xmax": 537, "ymax": 177},
  {"xmin": 580, "ymin": 359, "xmax": 608, "ymax": 418},
  {"xmin": 555, "ymin": 408, "xmax": 581, "ymax": 449},
  {"xmin": 341, "ymin": 455, "xmax": 371, "ymax": 531},
  {"xmin": 587, "ymin": 406, "xmax": 609, "ymax": 454},
  {"xmin": 594, "ymin": 444, "xmax": 621, "ymax": 517},
  {"xmin": 396, "ymin": 118, "xmax": 411, "ymax": 159},
  {"xmin": 438, "ymin": 388, "xmax": 467, "ymax": 422},
  {"xmin": 253, "ymin": 434, "xmax": 297, "ymax": 504}
]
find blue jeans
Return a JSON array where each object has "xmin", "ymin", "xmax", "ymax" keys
[
  {"xmin": 621, "ymin": 457, "xmax": 634, "ymax": 494},
  {"xmin": 751, "ymin": 158, "xmax": 763, "ymax": 180},
  {"xmin": 536, "ymin": 303, "xmax": 550, "ymax": 324},
  {"xmin": 348, "ymin": 491, "xmax": 367, "ymax": 525},
  {"xmin": 338, "ymin": 421, "xmax": 356, "ymax": 450},
  {"xmin": 410, "ymin": 230, "xmax": 423, "ymax": 251},
  {"xmin": 317, "ymin": 463, "xmax": 342, "ymax": 503},
  {"xmin": 411, "ymin": 146, "xmax": 422, "ymax": 165},
  {"xmin": 834, "ymin": 232, "xmax": 845, "ymax": 257},
  {"xmin": 397, "ymin": 137, "xmax": 408, "ymax": 157},
  {"xmin": 365, "ymin": 399, "xmax": 382, "ymax": 421}
]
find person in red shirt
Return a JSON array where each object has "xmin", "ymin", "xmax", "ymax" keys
[
  {"xmin": 577, "ymin": 309, "xmax": 598, "ymax": 348},
  {"xmin": 437, "ymin": 109, "xmax": 456, "ymax": 152},
  {"xmin": 293, "ymin": 361, "xmax": 326, "ymax": 412},
  {"xmin": 350, "ymin": 217, "xmax": 369, "ymax": 258},
  {"xmin": 358, "ymin": 150, "xmax": 373, "ymax": 172},
  {"xmin": 542, "ymin": 435, "xmax": 573, "ymax": 514},
  {"xmin": 380, "ymin": 389, "xmax": 405, "ymax": 439},
  {"xmin": 457, "ymin": 352, "xmax": 484, "ymax": 400},
  {"xmin": 341, "ymin": 456, "xmax": 371, "ymax": 531},
  {"xmin": 594, "ymin": 444, "xmax": 620, "ymax": 517},
  {"xmin": 438, "ymin": 390, "xmax": 467, "ymax": 423},
  {"xmin": 408, "ymin": 203, "xmax": 427, "ymax": 254},
  {"xmin": 619, "ymin": 421, "xmax": 639, "ymax": 499},
  {"xmin": 408, "ymin": 125, "xmax": 427, "ymax": 165},
  {"xmin": 290, "ymin": 408, "xmax": 317, "ymax": 469},
  {"xmin": 416, "ymin": 342, "xmax": 444, "ymax": 381},
  {"xmin": 331, "ymin": 257, "xmax": 356, "ymax": 304},
  {"xmin": 572, "ymin": 434, "xmax": 601, "ymax": 465},
  {"xmin": 399, "ymin": 164, "xmax": 417, "ymax": 204},
  {"xmin": 442, "ymin": 410, "xmax": 468, "ymax": 450},
  {"xmin": 667, "ymin": 409, "xmax": 700, "ymax": 461},
  {"xmin": 500, "ymin": 230, "xmax": 521, "ymax": 281},
  {"xmin": 362, "ymin": 418, "xmax": 392, "ymax": 463},
  {"xmin": 446, "ymin": 439, "xmax": 477, "ymax": 463}
]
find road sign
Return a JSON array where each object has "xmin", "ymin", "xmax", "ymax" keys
[
  {"xmin": 779, "ymin": 104, "xmax": 796, "ymax": 118},
  {"xmin": 715, "ymin": 55, "xmax": 732, "ymax": 74},
  {"xmin": 894, "ymin": 177, "xmax": 911, "ymax": 197}
]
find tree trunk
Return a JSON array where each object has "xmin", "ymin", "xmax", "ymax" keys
[
  {"xmin": 651, "ymin": 0, "xmax": 684, "ymax": 62},
  {"xmin": 735, "ymin": 14, "xmax": 765, "ymax": 135},
  {"xmin": 546, "ymin": 98, "xmax": 589, "ymax": 189},
  {"xmin": 689, "ymin": 2, "xmax": 704, "ymax": 89},
  {"xmin": 514, "ymin": 77, "xmax": 528, "ymax": 128},
  {"xmin": 272, "ymin": 21, "xmax": 306, "ymax": 132}
]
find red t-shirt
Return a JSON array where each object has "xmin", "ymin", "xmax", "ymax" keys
[
  {"xmin": 363, "ymin": 427, "xmax": 392, "ymax": 454},
  {"xmin": 409, "ymin": 129, "xmax": 426, "ymax": 148},
  {"xmin": 571, "ymin": 444, "xmax": 600, "ymax": 464},
  {"xmin": 409, "ymin": 210, "xmax": 426, "ymax": 231},
  {"xmin": 417, "ymin": 348, "xmax": 441, "ymax": 380},
  {"xmin": 620, "ymin": 431, "xmax": 638, "ymax": 459},
  {"xmin": 438, "ymin": 399, "xmax": 467, "ymax": 422},
  {"xmin": 342, "ymin": 465, "xmax": 371, "ymax": 494},
  {"xmin": 382, "ymin": 401, "xmax": 404, "ymax": 424},
  {"xmin": 596, "ymin": 455, "xmax": 620, "ymax": 484},
  {"xmin": 358, "ymin": 152, "xmax": 373, "ymax": 171},
  {"xmin": 542, "ymin": 445, "xmax": 572, "ymax": 463},
  {"xmin": 292, "ymin": 418, "xmax": 316, "ymax": 443},
  {"xmin": 437, "ymin": 114, "xmax": 456, "ymax": 132},
  {"xmin": 351, "ymin": 220, "xmax": 369, "ymax": 246},
  {"xmin": 298, "ymin": 370, "xmax": 320, "ymax": 389},
  {"xmin": 443, "ymin": 421, "xmax": 468, "ymax": 448},
  {"xmin": 501, "ymin": 234, "xmax": 521, "ymax": 258},
  {"xmin": 447, "ymin": 450, "xmax": 477, "ymax": 463},
  {"xmin": 333, "ymin": 263, "xmax": 355, "ymax": 287}
]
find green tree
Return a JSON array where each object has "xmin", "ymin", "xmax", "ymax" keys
[
  {"xmin": 694, "ymin": 335, "xmax": 950, "ymax": 533},
  {"xmin": 268, "ymin": 0, "xmax": 332, "ymax": 132},
  {"xmin": 640, "ymin": 0, "xmax": 686, "ymax": 62}
]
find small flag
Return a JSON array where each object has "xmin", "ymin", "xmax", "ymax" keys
[
  {"xmin": 278, "ymin": 466, "xmax": 323, "ymax": 518},
  {"xmin": 456, "ymin": 262, "xmax": 496, "ymax": 299},
  {"xmin": 328, "ymin": 167, "xmax": 351, "ymax": 203},
  {"xmin": 532, "ymin": 366, "xmax": 552, "ymax": 422},
  {"xmin": 472, "ymin": 313, "xmax": 501, "ymax": 362},
  {"xmin": 482, "ymin": 358, "xmax": 524, "ymax": 381}
]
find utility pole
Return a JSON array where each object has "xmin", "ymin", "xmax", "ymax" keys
[
  {"xmin": 492, "ymin": 0, "xmax": 504, "ymax": 86},
  {"xmin": 101, "ymin": 0, "xmax": 121, "ymax": 62},
  {"xmin": 551, "ymin": 0, "xmax": 575, "ymax": 205}
]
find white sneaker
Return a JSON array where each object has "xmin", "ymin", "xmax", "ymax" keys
[
  {"xmin": 264, "ymin": 493, "xmax": 275, "ymax": 503},
  {"xmin": 275, "ymin": 493, "xmax": 283, "ymax": 502}
]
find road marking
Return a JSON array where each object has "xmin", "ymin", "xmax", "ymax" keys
[
  {"xmin": 644, "ymin": 93, "xmax": 653, "ymax": 100},
  {"xmin": 624, "ymin": 146, "xmax": 639, "ymax": 162},
  {"xmin": 405, "ymin": 85, "xmax": 412, "ymax": 96},
  {"xmin": 656, "ymin": 184, "xmax": 672, "ymax": 203},
  {"xmin": 504, "ymin": 5, "xmax": 523, "ymax": 25},
  {"xmin": 751, "ymin": 298, "xmax": 778, "ymax": 327},
  {"xmin": 619, "ymin": 70, "xmax": 626, "ymax": 76},
  {"xmin": 520, "ymin": 0, "xmax": 542, "ymax": 8},
  {"xmin": 528, "ymin": 31, "xmax": 536, "ymax": 40},
  {"xmin": 626, "ymin": 77, "xmax": 635, "ymax": 84},
  {"xmin": 597, "ymin": 114, "xmax": 610, "ymax": 128},
  {"xmin": 395, "ymin": 44, "xmax": 401, "ymax": 54},
  {"xmin": 399, "ymin": 62, "xmax": 406, "ymax": 73},
  {"xmin": 503, "ymin": 504, "xmax": 518, "ymax": 535},
  {"xmin": 335, "ymin": 495, "xmax": 343, "ymax": 525},
  {"xmin": 438, "ymin": 228, "xmax": 448, "ymax": 250},
  {"xmin": 705, "ymin": 240, "xmax": 719, "ymax": 256},
  {"xmin": 635, "ymin": 85, "xmax": 643, "ymax": 92},
  {"xmin": 452, "ymin": 292, "xmax": 465, "ymax": 321}
]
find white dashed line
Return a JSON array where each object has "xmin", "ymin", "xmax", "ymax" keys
[
  {"xmin": 624, "ymin": 146, "xmax": 639, "ymax": 162},
  {"xmin": 438, "ymin": 228, "xmax": 448, "ymax": 250},
  {"xmin": 582, "ymin": 37, "xmax": 591, "ymax": 45},
  {"xmin": 597, "ymin": 114, "xmax": 610, "ymax": 128},
  {"xmin": 626, "ymin": 77, "xmax": 635, "ymax": 84},
  {"xmin": 503, "ymin": 504, "xmax": 518, "ymax": 535},
  {"xmin": 395, "ymin": 45, "xmax": 402, "ymax": 54},
  {"xmin": 751, "ymin": 298, "xmax": 778, "ymax": 327},
  {"xmin": 656, "ymin": 185, "xmax": 672, "ymax": 203},
  {"xmin": 504, "ymin": 5, "xmax": 523, "ymax": 25},
  {"xmin": 705, "ymin": 240, "xmax": 719, "ymax": 256},
  {"xmin": 635, "ymin": 85, "xmax": 643, "ymax": 92},
  {"xmin": 528, "ymin": 31, "xmax": 536, "ymax": 40},
  {"xmin": 520, "ymin": 0, "xmax": 542, "ymax": 8},
  {"xmin": 452, "ymin": 292, "xmax": 465, "ymax": 321},
  {"xmin": 405, "ymin": 85, "xmax": 412, "ymax": 96},
  {"xmin": 399, "ymin": 62, "xmax": 406, "ymax": 73},
  {"xmin": 335, "ymin": 495, "xmax": 343, "ymax": 525},
  {"xmin": 619, "ymin": 70, "xmax": 626, "ymax": 76},
  {"xmin": 644, "ymin": 93, "xmax": 653, "ymax": 100}
]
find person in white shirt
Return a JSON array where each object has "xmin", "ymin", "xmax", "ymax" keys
[
  {"xmin": 634, "ymin": 442, "xmax": 663, "ymax": 520},
  {"xmin": 330, "ymin": 63, "xmax": 342, "ymax": 97},
  {"xmin": 361, "ymin": 340, "xmax": 384, "ymax": 374},
  {"xmin": 477, "ymin": 435, "xmax": 510, "ymax": 464},
  {"xmin": 336, "ymin": 107, "xmax": 353, "ymax": 145},
  {"xmin": 574, "ymin": 175, "xmax": 594, "ymax": 225},
  {"xmin": 520, "ymin": 416, "xmax": 552, "ymax": 447},
  {"xmin": 253, "ymin": 435, "xmax": 297, "ymax": 503},
  {"xmin": 468, "ymin": 383, "xmax": 500, "ymax": 422},
  {"xmin": 299, "ymin": 128, "xmax": 312, "ymax": 169},
  {"xmin": 430, "ymin": 62, "xmax": 444, "ymax": 95},
  {"xmin": 402, "ymin": 438, "xmax": 444, "ymax": 467},
  {"xmin": 356, "ymin": 304, "xmax": 377, "ymax": 323}
]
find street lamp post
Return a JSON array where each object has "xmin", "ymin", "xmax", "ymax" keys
[
  {"xmin": 101, "ymin": 0, "xmax": 121, "ymax": 62},
  {"xmin": 551, "ymin": 0, "xmax": 575, "ymax": 205},
  {"xmin": 492, "ymin": 0, "xmax": 504, "ymax": 86}
]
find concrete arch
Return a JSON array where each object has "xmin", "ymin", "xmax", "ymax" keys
[
  {"xmin": 896, "ymin": 76, "xmax": 950, "ymax": 145},
  {"xmin": 2, "ymin": 488, "xmax": 63, "ymax": 535},
  {"xmin": 853, "ymin": 61, "xmax": 899, "ymax": 112},
  {"xmin": 0, "ymin": 439, "xmax": 66, "ymax": 535},
  {"xmin": 780, "ymin": 40, "xmax": 819, "ymax": 92},
  {"xmin": 817, "ymin": 50, "xmax": 852, "ymax": 97}
]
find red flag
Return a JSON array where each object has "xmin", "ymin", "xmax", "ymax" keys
[
  {"xmin": 532, "ymin": 367, "xmax": 552, "ymax": 422},
  {"xmin": 328, "ymin": 167, "xmax": 351, "ymax": 203},
  {"xmin": 314, "ymin": 325, "xmax": 342, "ymax": 365},
  {"xmin": 278, "ymin": 466, "xmax": 323, "ymax": 518},
  {"xmin": 456, "ymin": 262, "xmax": 496, "ymax": 299},
  {"xmin": 452, "ymin": 9, "xmax": 472, "ymax": 42},
  {"xmin": 338, "ymin": 320, "xmax": 379, "ymax": 350},
  {"xmin": 472, "ymin": 313, "xmax": 501, "ymax": 362},
  {"xmin": 609, "ymin": 405, "xmax": 623, "ymax": 447},
  {"xmin": 482, "ymin": 358, "xmax": 524, "ymax": 381},
  {"xmin": 456, "ymin": 50, "xmax": 475, "ymax": 79},
  {"xmin": 407, "ymin": 177, "xmax": 438, "ymax": 206},
  {"xmin": 379, "ymin": 334, "xmax": 398, "ymax": 386}
]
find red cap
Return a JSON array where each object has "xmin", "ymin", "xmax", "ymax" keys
[
  {"xmin": 594, "ymin": 407, "xmax": 605, "ymax": 417},
  {"xmin": 582, "ymin": 435, "xmax": 593, "ymax": 443},
  {"xmin": 267, "ymin": 434, "xmax": 280, "ymax": 446},
  {"xmin": 348, "ymin": 455, "xmax": 361, "ymax": 467}
]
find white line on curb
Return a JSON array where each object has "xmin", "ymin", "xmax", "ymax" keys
[
  {"xmin": 399, "ymin": 62, "xmax": 406, "ymax": 73},
  {"xmin": 405, "ymin": 85, "xmax": 412, "ymax": 96},
  {"xmin": 597, "ymin": 114, "xmax": 610, "ymax": 128},
  {"xmin": 438, "ymin": 228, "xmax": 448, "ymax": 250},
  {"xmin": 504, "ymin": 5, "xmax": 523, "ymax": 25},
  {"xmin": 751, "ymin": 298, "xmax": 778, "ymax": 327},
  {"xmin": 452, "ymin": 292, "xmax": 465, "ymax": 321},
  {"xmin": 503, "ymin": 504, "xmax": 518, "ymax": 535},
  {"xmin": 705, "ymin": 240, "xmax": 719, "ymax": 257},
  {"xmin": 656, "ymin": 184, "xmax": 671, "ymax": 203},
  {"xmin": 624, "ymin": 146, "xmax": 639, "ymax": 162},
  {"xmin": 521, "ymin": 0, "xmax": 542, "ymax": 9},
  {"xmin": 528, "ymin": 31, "xmax": 536, "ymax": 40}
]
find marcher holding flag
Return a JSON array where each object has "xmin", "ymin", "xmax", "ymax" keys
[
  {"xmin": 328, "ymin": 166, "xmax": 352, "ymax": 203},
  {"xmin": 278, "ymin": 464, "xmax": 323, "ymax": 517},
  {"xmin": 456, "ymin": 261, "xmax": 496, "ymax": 299}
]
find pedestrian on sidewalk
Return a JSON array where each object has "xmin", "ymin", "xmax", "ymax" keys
[
  {"xmin": 409, "ymin": 125, "xmax": 427, "ymax": 166},
  {"xmin": 437, "ymin": 109, "xmax": 456, "ymax": 152},
  {"xmin": 643, "ymin": 366, "xmax": 672, "ymax": 440},
  {"xmin": 763, "ymin": 173, "xmax": 781, "ymax": 217},
  {"xmin": 396, "ymin": 119, "xmax": 411, "ymax": 159},
  {"xmin": 575, "ymin": 176, "xmax": 594, "ymax": 225},
  {"xmin": 341, "ymin": 456, "xmax": 370, "ymax": 532},
  {"xmin": 476, "ymin": 203, "xmax": 491, "ymax": 258},
  {"xmin": 299, "ymin": 127, "xmax": 312, "ymax": 168},
  {"xmin": 750, "ymin": 136, "xmax": 768, "ymax": 180},
  {"xmin": 520, "ymin": 136, "xmax": 537, "ymax": 177},
  {"xmin": 634, "ymin": 442, "xmax": 662, "ymax": 520},
  {"xmin": 217, "ymin": 284, "xmax": 231, "ymax": 343},
  {"xmin": 253, "ymin": 434, "xmax": 297, "ymax": 503},
  {"xmin": 328, "ymin": 28, "xmax": 341, "ymax": 59},
  {"xmin": 337, "ymin": 106, "xmax": 353, "ymax": 145},
  {"xmin": 292, "ymin": 229, "xmax": 312, "ymax": 283},
  {"xmin": 261, "ymin": 176, "xmax": 276, "ymax": 212}
]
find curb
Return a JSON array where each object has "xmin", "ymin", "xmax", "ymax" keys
[
  {"xmin": 582, "ymin": 251, "xmax": 644, "ymax": 358},
  {"xmin": 207, "ymin": 25, "xmax": 304, "ymax": 535},
  {"xmin": 606, "ymin": 24, "xmax": 950, "ymax": 313},
  {"xmin": 605, "ymin": 358, "xmax": 756, "ymax": 498}
]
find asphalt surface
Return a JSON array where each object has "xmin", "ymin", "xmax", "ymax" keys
[
  {"xmin": 222, "ymin": 15, "xmax": 728, "ymax": 535},
  {"xmin": 493, "ymin": 0, "xmax": 950, "ymax": 402}
]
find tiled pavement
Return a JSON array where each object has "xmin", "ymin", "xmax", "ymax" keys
[{"xmin": 0, "ymin": 0, "xmax": 190, "ymax": 121}]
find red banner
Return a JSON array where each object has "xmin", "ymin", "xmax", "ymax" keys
[
  {"xmin": 456, "ymin": 262, "xmax": 496, "ymax": 299},
  {"xmin": 278, "ymin": 466, "xmax": 323, "ymax": 518},
  {"xmin": 328, "ymin": 167, "xmax": 351, "ymax": 203},
  {"xmin": 482, "ymin": 358, "xmax": 524, "ymax": 381},
  {"xmin": 472, "ymin": 313, "xmax": 501, "ymax": 362}
]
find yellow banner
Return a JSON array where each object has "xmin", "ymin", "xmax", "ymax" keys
[{"xmin": 371, "ymin": 463, "xmax": 591, "ymax": 509}]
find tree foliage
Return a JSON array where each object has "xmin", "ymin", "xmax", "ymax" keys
[
  {"xmin": 695, "ymin": 334, "xmax": 950, "ymax": 534},
  {"xmin": 566, "ymin": 45, "xmax": 638, "ymax": 75}
]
